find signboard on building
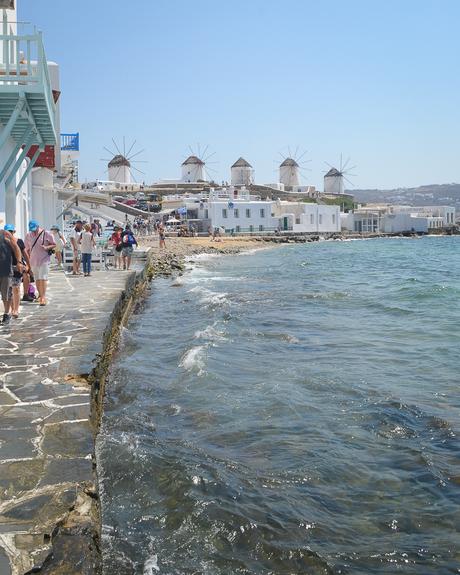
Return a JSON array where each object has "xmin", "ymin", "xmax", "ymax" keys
[{"xmin": 0, "ymin": 1, "xmax": 15, "ymax": 9}]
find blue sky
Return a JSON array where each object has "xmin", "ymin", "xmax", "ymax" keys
[{"xmin": 22, "ymin": 0, "xmax": 460, "ymax": 189}]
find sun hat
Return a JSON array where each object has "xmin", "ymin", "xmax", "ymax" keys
[
  {"xmin": 50, "ymin": 224, "xmax": 60, "ymax": 231},
  {"xmin": 28, "ymin": 220, "xmax": 39, "ymax": 231},
  {"xmin": 4, "ymin": 224, "xmax": 15, "ymax": 232}
]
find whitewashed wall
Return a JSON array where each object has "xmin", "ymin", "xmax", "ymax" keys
[
  {"xmin": 231, "ymin": 167, "xmax": 252, "ymax": 187},
  {"xmin": 273, "ymin": 203, "xmax": 341, "ymax": 233},
  {"xmin": 108, "ymin": 164, "xmax": 131, "ymax": 184},
  {"xmin": 381, "ymin": 213, "xmax": 427, "ymax": 233},
  {"xmin": 182, "ymin": 164, "xmax": 204, "ymax": 182},
  {"xmin": 324, "ymin": 175, "xmax": 344, "ymax": 195},
  {"xmin": 208, "ymin": 200, "xmax": 275, "ymax": 232},
  {"xmin": 280, "ymin": 165, "xmax": 299, "ymax": 187}
]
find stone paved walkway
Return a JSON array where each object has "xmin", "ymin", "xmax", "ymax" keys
[{"xmin": 0, "ymin": 267, "xmax": 139, "ymax": 575}]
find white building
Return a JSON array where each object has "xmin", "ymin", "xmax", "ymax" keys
[
  {"xmin": 0, "ymin": 2, "xmax": 59, "ymax": 236},
  {"xmin": 108, "ymin": 154, "xmax": 131, "ymax": 184},
  {"xmin": 390, "ymin": 205, "xmax": 455, "ymax": 227},
  {"xmin": 231, "ymin": 157, "xmax": 253, "ymax": 187},
  {"xmin": 272, "ymin": 201, "xmax": 341, "ymax": 233},
  {"xmin": 180, "ymin": 187, "xmax": 341, "ymax": 234},
  {"xmin": 206, "ymin": 198, "xmax": 273, "ymax": 233},
  {"xmin": 342, "ymin": 204, "xmax": 455, "ymax": 234},
  {"xmin": 279, "ymin": 158, "xmax": 300, "ymax": 188},
  {"xmin": 182, "ymin": 155, "xmax": 205, "ymax": 182},
  {"xmin": 324, "ymin": 168, "xmax": 344, "ymax": 195}
]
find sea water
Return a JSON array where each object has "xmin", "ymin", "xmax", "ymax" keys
[{"xmin": 97, "ymin": 237, "xmax": 460, "ymax": 574}]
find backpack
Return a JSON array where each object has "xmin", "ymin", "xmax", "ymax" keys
[{"xmin": 123, "ymin": 233, "xmax": 135, "ymax": 246}]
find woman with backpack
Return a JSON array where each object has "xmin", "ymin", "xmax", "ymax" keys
[
  {"xmin": 121, "ymin": 225, "xmax": 138, "ymax": 270},
  {"xmin": 24, "ymin": 220, "xmax": 56, "ymax": 306}
]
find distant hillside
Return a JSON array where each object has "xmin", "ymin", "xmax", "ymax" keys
[{"xmin": 348, "ymin": 183, "xmax": 460, "ymax": 208}]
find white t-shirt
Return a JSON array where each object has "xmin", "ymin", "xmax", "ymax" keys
[
  {"xmin": 69, "ymin": 228, "xmax": 82, "ymax": 249},
  {"xmin": 80, "ymin": 231, "xmax": 94, "ymax": 254}
]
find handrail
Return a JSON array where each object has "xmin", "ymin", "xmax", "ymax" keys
[{"xmin": 0, "ymin": 31, "xmax": 56, "ymax": 140}]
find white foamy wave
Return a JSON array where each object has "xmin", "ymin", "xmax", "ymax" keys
[
  {"xmin": 194, "ymin": 323, "xmax": 227, "ymax": 342},
  {"xmin": 171, "ymin": 277, "xmax": 185, "ymax": 287},
  {"xmin": 179, "ymin": 345, "xmax": 206, "ymax": 375},
  {"xmin": 189, "ymin": 285, "xmax": 228, "ymax": 306},
  {"xmin": 143, "ymin": 554, "xmax": 159, "ymax": 574},
  {"xmin": 185, "ymin": 252, "xmax": 222, "ymax": 262}
]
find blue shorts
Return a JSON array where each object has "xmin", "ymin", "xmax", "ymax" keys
[{"xmin": 122, "ymin": 246, "xmax": 133, "ymax": 256}]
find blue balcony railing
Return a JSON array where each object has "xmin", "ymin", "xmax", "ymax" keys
[{"xmin": 61, "ymin": 132, "xmax": 79, "ymax": 151}]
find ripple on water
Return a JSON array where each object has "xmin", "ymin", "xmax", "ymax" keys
[{"xmin": 98, "ymin": 237, "xmax": 460, "ymax": 575}]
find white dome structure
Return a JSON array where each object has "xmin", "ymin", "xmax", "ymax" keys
[
  {"xmin": 108, "ymin": 154, "xmax": 131, "ymax": 184},
  {"xmin": 231, "ymin": 157, "xmax": 253, "ymax": 186},
  {"xmin": 324, "ymin": 167, "xmax": 344, "ymax": 195},
  {"xmin": 181, "ymin": 155, "xmax": 205, "ymax": 182},
  {"xmin": 279, "ymin": 158, "xmax": 300, "ymax": 188}
]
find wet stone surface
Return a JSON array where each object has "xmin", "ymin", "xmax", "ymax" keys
[{"xmin": 0, "ymin": 267, "xmax": 138, "ymax": 575}]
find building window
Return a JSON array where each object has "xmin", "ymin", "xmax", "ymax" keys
[
  {"xmin": 222, "ymin": 208, "xmax": 228, "ymax": 219},
  {"xmin": 260, "ymin": 208, "xmax": 265, "ymax": 218},
  {"xmin": 204, "ymin": 209, "xmax": 208, "ymax": 219},
  {"xmin": 295, "ymin": 217, "xmax": 301, "ymax": 224},
  {"xmin": 332, "ymin": 214, "xmax": 336, "ymax": 224},
  {"xmin": 310, "ymin": 214, "xmax": 314, "ymax": 225},
  {"xmin": 246, "ymin": 208, "xmax": 251, "ymax": 218},
  {"xmin": 234, "ymin": 208, "xmax": 239, "ymax": 218},
  {"xmin": 236, "ymin": 225, "xmax": 240, "ymax": 232},
  {"xmin": 259, "ymin": 225, "xmax": 264, "ymax": 231},
  {"xmin": 319, "ymin": 214, "xmax": 323, "ymax": 224},
  {"xmin": 249, "ymin": 225, "xmax": 254, "ymax": 232}
]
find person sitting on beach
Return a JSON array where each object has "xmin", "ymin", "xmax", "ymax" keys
[
  {"xmin": 50, "ymin": 225, "xmax": 66, "ymax": 268},
  {"xmin": 24, "ymin": 220, "xmax": 56, "ymax": 307},
  {"xmin": 79, "ymin": 224, "xmax": 96, "ymax": 277},
  {"xmin": 69, "ymin": 220, "xmax": 83, "ymax": 275},
  {"xmin": 121, "ymin": 225, "xmax": 138, "ymax": 270},
  {"xmin": 0, "ymin": 227, "xmax": 23, "ymax": 324}
]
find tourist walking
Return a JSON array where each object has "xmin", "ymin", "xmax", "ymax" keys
[
  {"xmin": 80, "ymin": 224, "xmax": 96, "ymax": 276},
  {"xmin": 4, "ymin": 224, "xmax": 29, "ymax": 319},
  {"xmin": 50, "ymin": 225, "xmax": 66, "ymax": 267},
  {"xmin": 121, "ymin": 225, "xmax": 137, "ymax": 270},
  {"xmin": 69, "ymin": 220, "xmax": 83, "ymax": 275},
  {"xmin": 25, "ymin": 220, "xmax": 56, "ymax": 307},
  {"xmin": 0, "ymin": 227, "xmax": 23, "ymax": 325},
  {"xmin": 158, "ymin": 224, "xmax": 166, "ymax": 249},
  {"xmin": 110, "ymin": 226, "xmax": 123, "ymax": 269}
]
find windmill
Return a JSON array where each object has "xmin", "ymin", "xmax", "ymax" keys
[
  {"xmin": 101, "ymin": 138, "xmax": 147, "ymax": 184},
  {"xmin": 323, "ymin": 154, "xmax": 356, "ymax": 195},
  {"xmin": 277, "ymin": 146, "xmax": 311, "ymax": 188},
  {"xmin": 181, "ymin": 144, "xmax": 217, "ymax": 183},
  {"xmin": 231, "ymin": 157, "xmax": 253, "ymax": 187}
]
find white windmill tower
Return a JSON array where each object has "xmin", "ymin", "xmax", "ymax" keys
[
  {"xmin": 324, "ymin": 155, "xmax": 356, "ymax": 195},
  {"xmin": 108, "ymin": 155, "xmax": 131, "ymax": 184},
  {"xmin": 181, "ymin": 156, "xmax": 205, "ymax": 182},
  {"xmin": 102, "ymin": 138, "xmax": 147, "ymax": 185},
  {"xmin": 278, "ymin": 148, "xmax": 311, "ymax": 189},
  {"xmin": 279, "ymin": 158, "xmax": 300, "ymax": 187},
  {"xmin": 231, "ymin": 157, "xmax": 253, "ymax": 187},
  {"xmin": 181, "ymin": 145, "xmax": 216, "ymax": 183}
]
